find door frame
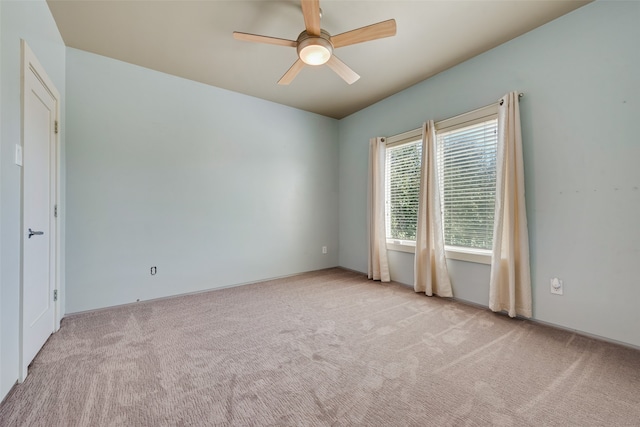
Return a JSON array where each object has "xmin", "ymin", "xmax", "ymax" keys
[{"xmin": 19, "ymin": 39, "xmax": 62, "ymax": 382}]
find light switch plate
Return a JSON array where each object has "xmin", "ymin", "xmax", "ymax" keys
[{"xmin": 15, "ymin": 145, "xmax": 23, "ymax": 166}]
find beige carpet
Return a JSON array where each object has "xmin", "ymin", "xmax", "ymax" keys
[{"xmin": 1, "ymin": 268, "xmax": 639, "ymax": 426}]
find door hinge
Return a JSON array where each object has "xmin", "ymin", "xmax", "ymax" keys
[
  {"xmin": 54, "ymin": 204, "xmax": 58, "ymax": 218},
  {"xmin": 54, "ymin": 121, "xmax": 59, "ymax": 134},
  {"xmin": 53, "ymin": 289, "xmax": 58, "ymax": 302}
]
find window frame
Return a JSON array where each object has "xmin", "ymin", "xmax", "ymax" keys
[{"xmin": 384, "ymin": 103, "xmax": 499, "ymax": 265}]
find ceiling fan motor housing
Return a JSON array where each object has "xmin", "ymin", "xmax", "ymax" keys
[{"xmin": 297, "ymin": 30, "xmax": 334, "ymax": 65}]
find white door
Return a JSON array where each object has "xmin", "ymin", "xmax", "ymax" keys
[{"xmin": 21, "ymin": 41, "xmax": 59, "ymax": 380}]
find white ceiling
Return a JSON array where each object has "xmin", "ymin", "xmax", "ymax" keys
[{"xmin": 47, "ymin": 0, "xmax": 590, "ymax": 119}]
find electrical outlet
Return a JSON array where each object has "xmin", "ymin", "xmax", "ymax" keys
[
  {"xmin": 550, "ymin": 278, "xmax": 563, "ymax": 295},
  {"xmin": 322, "ymin": 246, "xmax": 328, "ymax": 254},
  {"xmin": 150, "ymin": 266, "xmax": 157, "ymax": 275}
]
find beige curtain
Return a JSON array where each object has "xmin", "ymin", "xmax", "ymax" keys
[
  {"xmin": 368, "ymin": 137, "xmax": 390, "ymax": 282},
  {"xmin": 414, "ymin": 122, "xmax": 452, "ymax": 297},
  {"xmin": 489, "ymin": 92, "xmax": 532, "ymax": 318}
]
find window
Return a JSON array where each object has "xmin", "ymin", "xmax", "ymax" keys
[
  {"xmin": 384, "ymin": 130, "xmax": 422, "ymax": 251},
  {"xmin": 384, "ymin": 104, "xmax": 498, "ymax": 263},
  {"xmin": 436, "ymin": 107, "xmax": 498, "ymax": 254}
]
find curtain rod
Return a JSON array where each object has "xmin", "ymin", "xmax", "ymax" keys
[
  {"xmin": 387, "ymin": 92, "xmax": 525, "ymax": 141},
  {"xmin": 500, "ymin": 92, "xmax": 524, "ymax": 106},
  {"xmin": 449, "ymin": 92, "xmax": 524, "ymax": 122}
]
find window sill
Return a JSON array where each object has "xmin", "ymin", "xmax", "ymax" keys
[
  {"xmin": 385, "ymin": 241, "xmax": 492, "ymax": 265},
  {"xmin": 386, "ymin": 240, "xmax": 415, "ymax": 253},
  {"xmin": 445, "ymin": 246, "xmax": 492, "ymax": 265}
]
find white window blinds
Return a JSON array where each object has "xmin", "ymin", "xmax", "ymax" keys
[
  {"xmin": 437, "ymin": 118, "xmax": 498, "ymax": 250},
  {"xmin": 385, "ymin": 139, "xmax": 422, "ymax": 242}
]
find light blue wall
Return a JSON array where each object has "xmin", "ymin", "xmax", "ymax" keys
[
  {"xmin": 65, "ymin": 48, "xmax": 339, "ymax": 313},
  {"xmin": 338, "ymin": 1, "xmax": 640, "ymax": 347},
  {"xmin": 0, "ymin": 0, "xmax": 66, "ymax": 401}
]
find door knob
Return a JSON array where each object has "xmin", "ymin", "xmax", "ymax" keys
[{"xmin": 28, "ymin": 228, "xmax": 44, "ymax": 239}]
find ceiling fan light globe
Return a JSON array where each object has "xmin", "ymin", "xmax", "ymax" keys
[{"xmin": 300, "ymin": 44, "xmax": 331, "ymax": 65}]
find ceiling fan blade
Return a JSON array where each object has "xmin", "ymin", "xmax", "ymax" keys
[
  {"xmin": 278, "ymin": 59, "xmax": 306, "ymax": 85},
  {"xmin": 233, "ymin": 32, "xmax": 297, "ymax": 47},
  {"xmin": 301, "ymin": 0, "xmax": 321, "ymax": 36},
  {"xmin": 326, "ymin": 55, "xmax": 360, "ymax": 85},
  {"xmin": 331, "ymin": 19, "xmax": 397, "ymax": 49}
]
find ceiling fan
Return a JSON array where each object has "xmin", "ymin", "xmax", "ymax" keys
[{"xmin": 233, "ymin": 0, "xmax": 396, "ymax": 85}]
